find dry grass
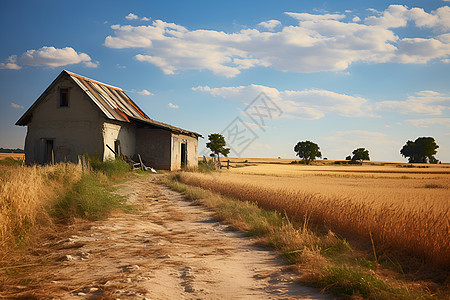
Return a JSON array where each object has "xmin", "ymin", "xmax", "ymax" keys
[
  {"xmin": 0, "ymin": 164, "xmax": 82, "ymax": 256},
  {"xmin": 0, "ymin": 153, "xmax": 24, "ymax": 161},
  {"xmin": 178, "ymin": 166, "xmax": 449, "ymax": 268}
]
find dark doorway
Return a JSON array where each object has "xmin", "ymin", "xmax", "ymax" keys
[
  {"xmin": 114, "ymin": 140, "xmax": 121, "ymax": 157},
  {"xmin": 181, "ymin": 143, "xmax": 187, "ymax": 168},
  {"xmin": 45, "ymin": 139, "xmax": 54, "ymax": 164}
]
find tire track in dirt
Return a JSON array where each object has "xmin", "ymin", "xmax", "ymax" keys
[{"xmin": 2, "ymin": 175, "xmax": 333, "ymax": 299}]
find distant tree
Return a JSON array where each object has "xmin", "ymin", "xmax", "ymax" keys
[
  {"xmin": 351, "ymin": 148, "xmax": 370, "ymax": 163},
  {"xmin": 400, "ymin": 137, "xmax": 439, "ymax": 163},
  {"xmin": 345, "ymin": 155, "xmax": 352, "ymax": 161},
  {"xmin": 206, "ymin": 133, "xmax": 230, "ymax": 162},
  {"xmin": 293, "ymin": 140, "xmax": 322, "ymax": 164}
]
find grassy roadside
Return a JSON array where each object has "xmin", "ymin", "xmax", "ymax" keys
[
  {"xmin": 166, "ymin": 174, "xmax": 445, "ymax": 299},
  {"xmin": 0, "ymin": 158, "xmax": 133, "ymax": 258}
]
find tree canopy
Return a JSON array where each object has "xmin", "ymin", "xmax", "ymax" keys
[
  {"xmin": 400, "ymin": 137, "xmax": 439, "ymax": 163},
  {"xmin": 206, "ymin": 133, "xmax": 230, "ymax": 159},
  {"xmin": 294, "ymin": 140, "xmax": 322, "ymax": 164},
  {"xmin": 352, "ymin": 148, "xmax": 370, "ymax": 162}
]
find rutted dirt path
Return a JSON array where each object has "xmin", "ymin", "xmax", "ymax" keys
[{"xmin": 3, "ymin": 175, "xmax": 332, "ymax": 299}]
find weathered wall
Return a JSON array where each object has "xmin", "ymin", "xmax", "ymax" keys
[
  {"xmin": 135, "ymin": 128, "xmax": 172, "ymax": 169},
  {"xmin": 102, "ymin": 121, "xmax": 136, "ymax": 161},
  {"xmin": 24, "ymin": 76, "xmax": 104, "ymax": 164},
  {"xmin": 170, "ymin": 134, "xmax": 198, "ymax": 170}
]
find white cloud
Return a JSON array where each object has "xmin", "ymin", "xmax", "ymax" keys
[
  {"xmin": 352, "ymin": 16, "xmax": 361, "ymax": 22},
  {"xmin": 285, "ymin": 12, "xmax": 345, "ymax": 21},
  {"xmin": 83, "ymin": 61, "xmax": 99, "ymax": 68},
  {"xmin": 168, "ymin": 102, "xmax": 179, "ymax": 109},
  {"xmin": 376, "ymin": 90, "xmax": 450, "ymax": 115},
  {"xmin": 10, "ymin": 102, "xmax": 24, "ymax": 109},
  {"xmin": 394, "ymin": 37, "xmax": 450, "ymax": 64},
  {"xmin": 126, "ymin": 13, "xmax": 150, "ymax": 21},
  {"xmin": 258, "ymin": 20, "xmax": 281, "ymax": 31},
  {"xmin": 405, "ymin": 118, "xmax": 450, "ymax": 127},
  {"xmin": 0, "ymin": 55, "xmax": 21, "ymax": 70},
  {"xmin": 138, "ymin": 89, "xmax": 153, "ymax": 96},
  {"xmin": 364, "ymin": 5, "xmax": 450, "ymax": 31},
  {"xmin": 17, "ymin": 46, "xmax": 98, "ymax": 68},
  {"xmin": 193, "ymin": 84, "xmax": 373, "ymax": 120},
  {"xmin": 126, "ymin": 13, "xmax": 139, "ymax": 20},
  {"xmin": 104, "ymin": 6, "xmax": 450, "ymax": 76}
]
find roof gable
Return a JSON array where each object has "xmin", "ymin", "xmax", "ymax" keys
[{"xmin": 16, "ymin": 70, "xmax": 201, "ymax": 137}]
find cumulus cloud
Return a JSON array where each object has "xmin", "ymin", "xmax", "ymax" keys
[
  {"xmin": 9, "ymin": 46, "xmax": 99, "ymax": 68},
  {"xmin": 104, "ymin": 6, "xmax": 450, "ymax": 76},
  {"xmin": 125, "ymin": 13, "xmax": 150, "ymax": 21},
  {"xmin": 376, "ymin": 90, "xmax": 450, "ymax": 115},
  {"xmin": 126, "ymin": 13, "xmax": 139, "ymax": 20},
  {"xmin": 0, "ymin": 55, "xmax": 21, "ymax": 70},
  {"xmin": 258, "ymin": 20, "xmax": 281, "ymax": 31},
  {"xmin": 138, "ymin": 89, "xmax": 153, "ymax": 96},
  {"xmin": 364, "ymin": 5, "xmax": 450, "ymax": 30},
  {"xmin": 352, "ymin": 16, "xmax": 361, "ymax": 22},
  {"xmin": 405, "ymin": 118, "xmax": 450, "ymax": 127},
  {"xmin": 193, "ymin": 84, "xmax": 373, "ymax": 120},
  {"xmin": 10, "ymin": 102, "xmax": 24, "ymax": 109},
  {"xmin": 168, "ymin": 102, "xmax": 179, "ymax": 109},
  {"xmin": 394, "ymin": 38, "xmax": 450, "ymax": 64}
]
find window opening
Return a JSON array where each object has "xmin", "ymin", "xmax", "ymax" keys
[{"xmin": 60, "ymin": 88, "xmax": 69, "ymax": 107}]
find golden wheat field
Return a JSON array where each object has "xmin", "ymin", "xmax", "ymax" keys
[{"xmin": 181, "ymin": 162, "xmax": 450, "ymax": 267}]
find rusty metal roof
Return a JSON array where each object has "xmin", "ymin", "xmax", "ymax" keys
[{"xmin": 16, "ymin": 70, "xmax": 201, "ymax": 137}]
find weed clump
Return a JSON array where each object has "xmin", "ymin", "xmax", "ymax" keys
[
  {"xmin": 51, "ymin": 173, "xmax": 130, "ymax": 221},
  {"xmin": 88, "ymin": 156, "xmax": 130, "ymax": 178}
]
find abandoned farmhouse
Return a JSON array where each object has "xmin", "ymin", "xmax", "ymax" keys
[{"xmin": 16, "ymin": 70, "xmax": 201, "ymax": 170}]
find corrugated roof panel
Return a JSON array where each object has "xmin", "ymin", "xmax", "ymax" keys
[
  {"xmin": 64, "ymin": 70, "xmax": 200, "ymax": 136},
  {"xmin": 71, "ymin": 76, "xmax": 115, "ymax": 119},
  {"xmin": 80, "ymin": 78, "xmax": 127, "ymax": 122},
  {"xmin": 90, "ymin": 81, "xmax": 118, "ymax": 109}
]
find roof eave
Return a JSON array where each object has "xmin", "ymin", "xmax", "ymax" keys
[{"xmin": 129, "ymin": 116, "xmax": 202, "ymax": 138}]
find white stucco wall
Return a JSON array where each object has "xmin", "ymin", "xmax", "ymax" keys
[
  {"xmin": 170, "ymin": 134, "xmax": 198, "ymax": 170},
  {"xmin": 102, "ymin": 121, "xmax": 136, "ymax": 160},
  {"xmin": 24, "ymin": 76, "xmax": 104, "ymax": 164}
]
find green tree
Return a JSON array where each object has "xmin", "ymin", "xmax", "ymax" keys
[
  {"xmin": 206, "ymin": 133, "xmax": 230, "ymax": 162},
  {"xmin": 400, "ymin": 137, "xmax": 439, "ymax": 163},
  {"xmin": 293, "ymin": 140, "xmax": 322, "ymax": 164},
  {"xmin": 351, "ymin": 148, "xmax": 370, "ymax": 163}
]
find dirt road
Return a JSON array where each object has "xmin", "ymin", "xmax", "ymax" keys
[{"xmin": 3, "ymin": 175, "xmax": 332, "ymax": 299}]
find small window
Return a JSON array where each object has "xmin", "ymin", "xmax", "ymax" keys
[{"xmin": 60, "ymin": 88, "xmax": 69, "ymax": 107}]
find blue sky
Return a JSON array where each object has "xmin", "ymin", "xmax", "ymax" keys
[{"xmin": 1, "ymin": 0, "xmax": 449, "ymax": 162}]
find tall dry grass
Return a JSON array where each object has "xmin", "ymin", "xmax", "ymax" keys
[
  {"xmin": 178, "ymin": 172, "xmax": 450, "ymax": 268},
  {"xmin": 0, "ymin": 164, "xmax": 81, "ymax": 254}
]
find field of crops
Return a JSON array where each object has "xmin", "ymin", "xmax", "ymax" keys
[
  {"xmin": 0, "ymin": 153, "xmax": 24, "ymax": 161},
  {"xmin": 179, "ymin": 163, "xmax": 450, "ymax": 267}
]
